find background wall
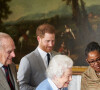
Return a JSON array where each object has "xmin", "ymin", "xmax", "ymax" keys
[{"xmin": 1, "ymin": 0, "xmax": 100, "ymax": 66}]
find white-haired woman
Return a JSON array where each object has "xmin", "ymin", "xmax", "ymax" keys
[{"xmin": 36, "ymin": 55, "xmax": 73, "ymax": 90}]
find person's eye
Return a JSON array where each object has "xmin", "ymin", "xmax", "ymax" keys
[
  {"xmin": 89, "ymin": 60, "xmax": 94, "ymax": 63},
  {"xmin": 96, "ymin": 58, "xmax": 100, "ymax": 61},
  {"xmin": 7, "ymin": 51, "xmax": 11, "ymax": 54},
  {"xmin": 46, "ymin": 40, "xmax": 50, "ymax": 43},
  {"xmin": 91, "ymin": 61, "xmax": 95, "ymax": 63}
]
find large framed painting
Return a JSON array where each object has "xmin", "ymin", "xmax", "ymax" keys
[{"xmin": 1, "ymin": 0, "xmax": 100, "ymax": 68}]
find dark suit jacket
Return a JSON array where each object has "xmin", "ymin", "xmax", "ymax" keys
[
  {"xmin": 17, "ymin": 48, "xmax": 58, "ymax": 90},
  {"xmin": 0, "ymin": 63, "xmax": 19, "ymax": 90}
]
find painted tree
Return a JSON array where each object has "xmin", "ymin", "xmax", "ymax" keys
[
  {"xmin": 80, "ymin": 0, "xmax": 92, "ymax": 31},
  {"xmin": 62, "ymin": 0, "xmax": 81, "ymax": 27},
  {"xmin": 62, "ymin": 0, "xmax": 92, "ymax": 32},
  {"xmin": 0, "ymin": 0, "xmax": 12, "ymax": 24}
]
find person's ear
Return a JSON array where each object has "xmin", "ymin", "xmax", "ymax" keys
[
  {"xmin": 86, "ymin": 59, "xmax": 88, "ymax": 63},
  {"xmin": 37, "ymin": 36, "xmax": 40, "ymax": 42}
]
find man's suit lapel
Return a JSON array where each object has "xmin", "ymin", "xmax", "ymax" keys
[
  {"xmin": 34, "ymin": 48, "xmax": 57, "ymax": 70},
  {"xmin": 9, "ymin": 65, "xmax": 19, "ymax": 90},
  {"xmin": 35, "ymin": 48, "xmax": 46, "ymax": 70},
  {"xmin": 0, "ymin": 68, "xmax": 10, "ymax": 90}
]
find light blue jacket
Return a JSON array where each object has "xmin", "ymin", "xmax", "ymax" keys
[{"xmin": 36, "ymin": 79, "xmax": 68, "ymax": 90}]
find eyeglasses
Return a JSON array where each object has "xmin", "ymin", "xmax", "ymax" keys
[{"xmin": 87, "ymin": 58, "xmax": 100, "ymax": 65}]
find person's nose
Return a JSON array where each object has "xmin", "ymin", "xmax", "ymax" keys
[
  {"xmin": 11, "ymin": 51, "xmax": 15, "ymax": 57},
  {"xmin": 69, "ymin": 76, "xmax": 72, "ymax": 81},
  {"xmin": 49, "ymin": 41, "xmax": 54, "ymax": 47},
  {"xmin": 94, "ymin": 61, "xmax": 99, "ymax": 66}
]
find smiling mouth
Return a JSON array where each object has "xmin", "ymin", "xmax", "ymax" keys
[
  {"xmin": 94, "ymin": 66, "xmax": 100, "ymax": 69},
  {"xmin": 97, "ymin": 66, "xmax": 100, "ymax": 69},
  {"xmin": 8, "ymin": 58, "xmax": 12, "ymax": 61},
  {"xmin": 47, "ymin": 47, "xmax": 53, "ymax": 49},
  {"xmin": 65, "ymin": 82, "xmax": 69, "ymax": 84}
]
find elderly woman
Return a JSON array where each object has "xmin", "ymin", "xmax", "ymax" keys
[
  {"xmin": 81, "ymin": 42, "xmax": 100, "ymax": 90},
  {"xmin": 36, "ymin": 55, "xmax": 73, "ymax": 90}
]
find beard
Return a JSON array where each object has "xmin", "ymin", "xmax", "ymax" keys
[{"xmin": 39, "ymin": 45, "xmax": 53, "ymax": 52}]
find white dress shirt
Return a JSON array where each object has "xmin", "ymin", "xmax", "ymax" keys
[
  {"xmin": 0, "ymin": 63, "xmax": 5, "ymax": 74},
  {"xmin": 37, "ymin": 47, "xmax": 52, "ymax": 68}
]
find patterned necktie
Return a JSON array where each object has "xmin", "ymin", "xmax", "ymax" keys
[
  {"xmin": 3, "ymin": 65, "xmax": 14, "ymax": 90},
  {"xmin": 47, "ymin": 53, "xmax": 50, "ymax": 65}
]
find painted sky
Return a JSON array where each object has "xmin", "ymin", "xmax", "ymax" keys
[
  {"xmin": 84, "ymin": 0, "xmax": 100, "ymax": 6},
  {"xmin": 5, "ymin": 0, "xmax": 100, "ymax": 22}
]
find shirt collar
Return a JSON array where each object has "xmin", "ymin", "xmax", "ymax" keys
[
  {"xmin": 37, "ymin": 47, "xmax": 51, "ymax": 59},
  {"xmin": 38, "ymin": 47, "xmax": 47, "ymax": 58},
  {"xmin": 47, "ymin": 78, "xmax": 59, "ymax": 90},
  {"xmin": 0, "ymin": 63, "xmax": 3, "ymax": 68}
]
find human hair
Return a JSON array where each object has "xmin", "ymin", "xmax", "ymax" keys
[
  {"xmin": 36, "ymin": 23, "xmax": 56, "ymax": 38},
  {"xmin": 85, "ymin": 41, "xmax": 100, "ymax": 57},
  {"xmin": 0, "ymin": 32, "xmax": 12, "ymax": 49},
  {"xmin": 46, "ymin": 55, "xmax": 73, "ymax": 79}
]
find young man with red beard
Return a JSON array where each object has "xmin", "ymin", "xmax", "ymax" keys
[{"xmin": 17, "ymin": 24, "xmax": 59, "ymax": 90}]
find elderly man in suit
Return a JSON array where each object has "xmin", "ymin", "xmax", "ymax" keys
[
  {"xmin": 36, "ymin": 55, "xmax": 73, "ymax": 90},
  {"xmin": 0, "ymin": 32, "xmax": 19, "ymax": 90},
  {"xmin": 17, "ymin": 23, "xmax": 58, "ymax": 90}
]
